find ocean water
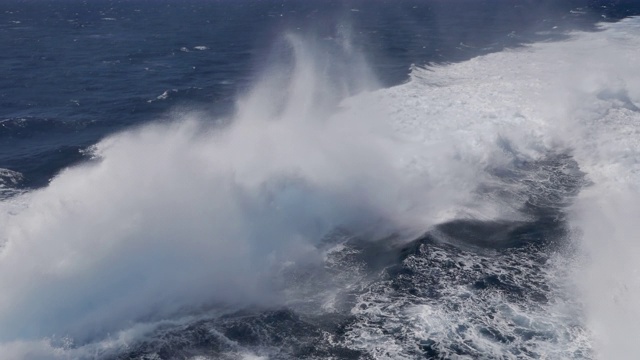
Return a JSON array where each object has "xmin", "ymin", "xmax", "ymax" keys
[{"xmin": 2, "ymin": 0, "xmax": 640, "ymax": 359}]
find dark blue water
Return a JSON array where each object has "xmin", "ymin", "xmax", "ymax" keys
[{"xmin": 2, "ymin": 1, "xmax": 640, "ymax": 359}]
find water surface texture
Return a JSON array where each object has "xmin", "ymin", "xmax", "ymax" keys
[{"xmin": 2, "ymin": 1, "xmax": 640, "ymax": 359}]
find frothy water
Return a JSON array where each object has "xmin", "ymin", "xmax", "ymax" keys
[
  {"xmin": 1, "ymin": 16, "xmax": 640, "ymax": 360},
  {"xmin": 382, "ymin": 17, "xmax": 640, "ymax": 359},
  {"xmin": 0, "ymin": 33, "xmax": 469, "ymax": 358}
]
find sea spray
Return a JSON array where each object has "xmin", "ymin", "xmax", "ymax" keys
[{"xmin": 0, "ymin": 33, "xmax": 466, "ymax": 353}]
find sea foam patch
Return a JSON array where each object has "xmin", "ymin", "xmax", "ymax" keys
[{"xmin": 373, "ymin": 16, "xmax": 640, "ymax": 359}]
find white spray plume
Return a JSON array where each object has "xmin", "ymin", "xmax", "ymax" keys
[{"xmin": 0, "ymin": 32, "xmax": 458, "ymax": 352}]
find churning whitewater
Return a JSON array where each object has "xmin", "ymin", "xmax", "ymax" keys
[{"xmin": 1, "ymin": 10, "xmax": 640, "ymax": 360}]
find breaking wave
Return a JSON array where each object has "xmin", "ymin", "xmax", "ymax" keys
[{"xmin": 0, "ymin": 17, "xmax": 640, "ymax": 359}]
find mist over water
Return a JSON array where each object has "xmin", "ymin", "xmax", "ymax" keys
[{"xmin": 0, "ymin": 33, "xmax": 472, "ymax": 357}]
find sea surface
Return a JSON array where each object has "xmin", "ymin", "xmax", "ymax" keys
[{"xmin": 2, "ymin": 1, "xmax": 640, "ymax": 359}]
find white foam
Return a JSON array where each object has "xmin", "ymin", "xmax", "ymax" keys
[
  {"xmin": 0, "ymin": 168, "xmax": 24, "ymax": 201},
  {"xmin": 374, "ymin": 16, "xmax": 640, "ymax": 359},
  {"xmin": 343, "ymin": 242, "xmax": 590, "ymax": 359}
]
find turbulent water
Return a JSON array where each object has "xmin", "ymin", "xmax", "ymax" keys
[{"xmin": 2, "ymin": 1, "xmax": 640, "ymax": 359}]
